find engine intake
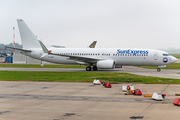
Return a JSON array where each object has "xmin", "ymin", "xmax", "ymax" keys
[{"xmin": 97, "ymin": 60, "xmax": 115, "ymax": 69}]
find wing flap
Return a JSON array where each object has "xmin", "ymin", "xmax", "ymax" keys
[{"xmin": 54, "ymin": 53, "xmax": 101, "ymax": 63}]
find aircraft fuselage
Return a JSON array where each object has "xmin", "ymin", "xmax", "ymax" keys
[{"xmin": 23, "ymin": 48, "xmax": 177, "ymax": 67}]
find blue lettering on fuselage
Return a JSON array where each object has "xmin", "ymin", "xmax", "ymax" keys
[{"xmin": 117, "ymin": 49, "xmax": 148, "ymax": 55}]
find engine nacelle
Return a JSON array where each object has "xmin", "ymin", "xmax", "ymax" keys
[{"xmin": 97, "ymin": 60, "xmax": 115, "ymax": 69}]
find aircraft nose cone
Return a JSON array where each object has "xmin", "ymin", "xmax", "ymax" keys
[{"xmin": 171, "ymin": 56, "xmax": 177, "ymax": 63}]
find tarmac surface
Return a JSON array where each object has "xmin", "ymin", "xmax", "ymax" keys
[
  {"xmin": 0, "ymin": 66, "xmax": 180, "ymax": 79},
  {"xmin": 175, "ymin": 59, "xmax": 180, "ymax": 63},
  {"xmin": 0, "ymin": 81, "xmax": 180, "ymax": 120},
  {"xmin": 0, "ymin": 66, "xmax": 180, "ymax": 120}
]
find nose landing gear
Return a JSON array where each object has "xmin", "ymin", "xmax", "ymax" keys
[{"xmin": 157, "ymin": 68, "xmax": 161, "ymax": 72}]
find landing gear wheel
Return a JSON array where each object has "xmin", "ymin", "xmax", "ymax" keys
[
  {"xmin": 86, "ymin": 66, "xmax": 91, "ymax": 71},
  {"xmin": 93, "ymin": 66, "xmax": 98, "ymax": 71},
  {"xmin": 157, "ymin": 68, "xmax": 161, "ymax": 72}
]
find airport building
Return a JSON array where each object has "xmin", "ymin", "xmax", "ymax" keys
[
  {"xmin": 0, "ymin": 48, "xmax": 52, "ymax": 64},
  {"xmin": 13, "ymin": 54, "xmax": 41, "ymax": 64},
  {"xmin": 0, "ymin": 49, "xmax": 13, "ymax": 63}
]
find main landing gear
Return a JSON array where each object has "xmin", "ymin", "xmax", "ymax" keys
[
  {"xmin": 86, "ymin": 66, "xmax": 91, "ymax": 71},
  {"xmin": 157, "ymin": 68, "xmax": 161, "ymax": 72},
  {"xmin": 93, "ymin": 66, "xmax": 98, "ymax": 71},
  {"xmin": 86, "ymin": 66, "xmax": 98, "ymax": 71}
]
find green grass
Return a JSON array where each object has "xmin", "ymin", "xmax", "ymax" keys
[
  {"xmin": 171, "ymin": 54, "xmax": 180, "ymax": 59},
  {"xmin": 0, "ymin": 64, "xmax": 86, "ymax": 68},
  {"xmin": 139, "ymin": 63, "xmax": 180, "ymax": 69},
  {"xmin": 0, "ymin": 71, "xmax": 179, "ymax": 84}
]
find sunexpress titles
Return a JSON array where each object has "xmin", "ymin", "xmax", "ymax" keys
[{"xmin": 117, "ymin": 49, "xmax": 149, "ymax": 55}]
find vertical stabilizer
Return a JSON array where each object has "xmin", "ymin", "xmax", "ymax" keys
[
  {"xmin": 89, "ymin": 41, "xmax": 97, "ymax": 48},
  {"xmin": 17, "ymin": 19, "xmax": 41, "ymax": 49}
]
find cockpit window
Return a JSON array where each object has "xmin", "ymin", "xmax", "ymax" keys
[{"xmin": 163, "ymin": 54, "xmax": 170, "ymax": 56}]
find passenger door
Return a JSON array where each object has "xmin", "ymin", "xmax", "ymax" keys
[{"xmin": 154, "ymin": 51, "xmax": 158, "ymax": 60}]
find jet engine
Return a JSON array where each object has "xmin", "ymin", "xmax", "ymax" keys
[{"xmin": 97, "ymin": 60, "xmax": 115, "ymax": 69}]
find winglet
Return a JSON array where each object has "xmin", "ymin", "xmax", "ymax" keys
[{"xmin": 38, "ymin": 40, "xmax": 50, "ymax": 54}]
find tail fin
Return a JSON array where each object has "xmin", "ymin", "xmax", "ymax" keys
[
  {"xmin": 17, "ymin": 19, "xmax": 41, "ymax": 49},
  {"xmin": 89, "ymin": 41, "xmax": 97, "ymax": 48}
]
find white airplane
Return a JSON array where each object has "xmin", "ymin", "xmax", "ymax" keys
[{"xmin": 6, "ymin": 19, "xmax": 177, "ymax": 72}]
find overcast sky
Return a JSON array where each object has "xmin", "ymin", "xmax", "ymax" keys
[{"xmin": 1, "ymin": 0, "xmax": 180, "ymax": 49}]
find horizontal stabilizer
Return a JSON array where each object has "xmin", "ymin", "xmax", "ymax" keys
[{"xmin": 4, "ymin": 46, "xmax": 31, "ymax": 52}]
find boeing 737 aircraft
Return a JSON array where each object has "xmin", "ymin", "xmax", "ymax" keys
[{"xmin": 6, "ymin": 19, "xmax": 177, "ymax": 72}]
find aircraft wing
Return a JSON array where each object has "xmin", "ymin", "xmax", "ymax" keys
[
  {"xmin": 39, "ymin": 40, "xmax": 103, "ymax": 63},
  {"xmin": 4, "ymin": 46, "xmax": 32, "ymax": 52},
  {"xmin": 61, "ymin": 54, "xmax": 100, "ymax": 63}
]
